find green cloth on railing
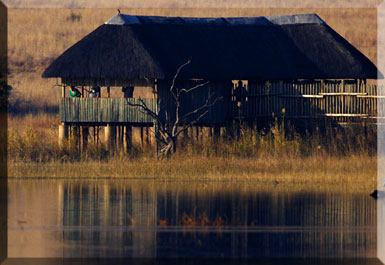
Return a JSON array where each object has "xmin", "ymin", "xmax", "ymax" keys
[{"xmin": 69, "ymin": 88, "xmax": 81, "ymax": 98}]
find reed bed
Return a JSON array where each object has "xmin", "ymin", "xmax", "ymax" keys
[
  {"xmin": 7, "ymin": 114, "xmax": 377, "ymax": 190},
  {"xmin": 7, "ymin": 114, "xmax": 377, "ymax": 162},
  {"xmin": 8, "ymin": 155, "xmax": 377, "ymax": 191}
]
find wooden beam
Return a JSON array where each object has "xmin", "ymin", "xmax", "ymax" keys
[
  {"xmin": 319, "ymin": 93, "xmax": 367, "ymax": 96},
  {"xmin": 280, "ymin": 95, "xmax": 324, "ymax": 98}
]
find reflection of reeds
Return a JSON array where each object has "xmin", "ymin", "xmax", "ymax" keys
[
  {"xmin": 181, "ymin": 212, "xmax": 224, "ymax": 227},
  {"xmin": 127, "ymin": 214, "xmax": 136, "ymax": 226},
  {"xmin": 158, "ymin": 219, "xmax": 167, "ymax": 227}
]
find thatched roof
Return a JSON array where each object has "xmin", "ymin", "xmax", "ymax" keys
[{"xmin": 42, "ymin": 13, "xmax": 381, "ymax": 81}]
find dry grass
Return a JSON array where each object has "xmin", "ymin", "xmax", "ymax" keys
[
  {"xmin": 7, "ymin": 113, "xmax": 377, "ymax": 161},
  {"xmin": 8, "ymin": 155, "xmax": 377, "ymax": 191}
]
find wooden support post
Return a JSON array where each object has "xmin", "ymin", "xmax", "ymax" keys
[
  {"xmin": 82, "ymin": 127, "xmax": 89, "ymax": 151},
  {"xmin": 140, "ymin": 127, "xmax": 144, "ymax": 147},
  {"xmin": 105, "ymin": 124, "xmax": 112, "ymax": 150},
  {"xmin": 58, "ymin": 122, "xmax": 68, "ymax": 147},
  {"xmin": 95, "ymin": 126, "xmax": 99, "ymax": 144},
  {"xmin": 225, "ymin": 122, "xmax": 234, "ymax": 140},
  {"xmin": 120, "ymin": 126, "xmax": 124, "ymax": 150},
  {"xmin": 116, "ymin": 126, "xmax": 120, "ymax": 151},
  {"xmin": 62, "ymin": 85, "xmax": 66, "ymax": 98},
  {"xmin": 183, "ymin": 127, "xmax": 188, "ymax": 139},
  {"xmin": 107, "ymin": 86, "xmax": 110, "ymax": 98},
  {"xmin": 154, "ymin": 79, "xmax": 159, "ymax": 157},
  {"xmin": 80, "ymin": 125, "xmax": 83, "ymax": 151},
  {"xmin": 123, "ymin": 125, "xmax": 132, "ymax": 154},
  {"xmin": 81, "ymin": 86, "xmax": 85, "ymax": 97},
  {"xmin": 154, "ymin": 122, "xmax": 159, "ymax": 159},
  {"xmin": 93, "ymin": 126, "xmax": 96, "ymax": 144},
  {"xmin": 72, "ymin": 126, "xmax": 80, "ymax": 151},
  {"xmin": 114, "ymin": 126, "xmax": 117, "ymax": 150},
  {"xmin": 213, "ymin": 126, "xmax": 220, "ymax": 143},
  {"xmin": 145, "ymin": 127, "xmax": 150, "ymax": 145}
]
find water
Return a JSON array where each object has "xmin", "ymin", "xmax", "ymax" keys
[{"xmin": 8, "ymin": 180, "xmax": 376, "ymax": 258}]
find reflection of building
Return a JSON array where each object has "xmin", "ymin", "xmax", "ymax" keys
[
  {"xmin": 56, "ymin": 182, "xmax": 376, "ymax": 257},
  {"xmin": 60, "ymin": 182, "xmax": 158, "ymax": 257}
]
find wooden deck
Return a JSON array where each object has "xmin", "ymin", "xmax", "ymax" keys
[{"xmin": 60, "ymin": 81, "xmax": 385, "ymax": 126}]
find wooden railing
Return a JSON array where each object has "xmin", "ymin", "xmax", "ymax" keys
[
  {"xmin": 60, "ymin": 98, "xmax": 156, "ymax": 124},
  {"xmin": 234, "ymin": 81, "xmax": 383, "ymax": 123},
  {"xmin": 61, "ymin": 81, "xmax": 385, "ymax": 125}
]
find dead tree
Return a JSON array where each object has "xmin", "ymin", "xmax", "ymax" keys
[{"xmin": 127, "ymin": 59, "xmax": 222, "ymax": 157}]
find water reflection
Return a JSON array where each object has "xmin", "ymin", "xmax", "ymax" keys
[{"xmin": 8, "ymin": 180, "xmax": 376, "ymax": 257}]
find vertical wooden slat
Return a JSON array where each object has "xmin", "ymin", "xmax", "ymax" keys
[{"xmin": 62, "ymin": 85, "xmax": 66, "ymax": 98}]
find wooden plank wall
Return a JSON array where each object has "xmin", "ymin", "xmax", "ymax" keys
[
  {"xmin": 60, "ymin": 98, "xmax": 156, "ymax": 124},
  {"xmin": 157, "ymin": 80, "xmax": 231, "ymax": 125},
  {"xmin": 236, "ymin": 80, "xmax": 384, "ymax": 123}
]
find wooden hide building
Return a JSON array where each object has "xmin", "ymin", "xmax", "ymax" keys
[{"xmin": 42, "ymin": 13, "xmax": 382, "ymax": 152}]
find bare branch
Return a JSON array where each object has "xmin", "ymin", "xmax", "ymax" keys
[
  {"xmin": 169, "ymin": 58, "xmax": 192, "ymax": 100},
  {"xmin": 124, "ymin": 58, "xmax": 224, "ymax": 157},
  {"xmin": 125, "ymin": 98, "xmax": 166, "ymax": 133},
  {"xmin": 179, "ymin": 81, "xmax": 210, "ymax": 94}
]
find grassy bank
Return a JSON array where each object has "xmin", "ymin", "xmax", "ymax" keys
[{"xmin": 8, "ymin": 155, "xmax": 377, "ymax": 191}]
